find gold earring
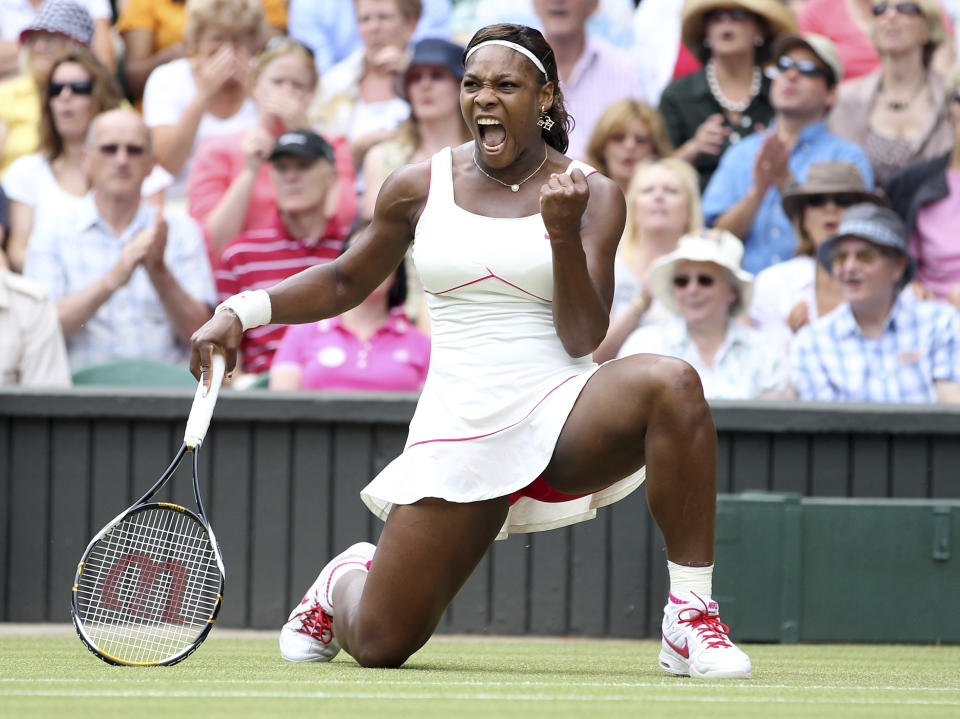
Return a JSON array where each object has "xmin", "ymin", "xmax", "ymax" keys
[{"xmin": 537, "ymin": 105, "xmax": 554, "ymax": 131}]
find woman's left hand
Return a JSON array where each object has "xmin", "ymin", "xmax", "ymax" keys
[{"xmin": 540, "ymin": 169, "xmax": 590, "ymax": 242}]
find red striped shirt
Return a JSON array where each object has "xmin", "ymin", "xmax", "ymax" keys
[{"xmin": 216, "ymin": 211, "xmax": 343, "ymax": 374}]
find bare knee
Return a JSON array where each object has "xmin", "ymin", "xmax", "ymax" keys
[
  {"xmin": 646, "ymin": 356, "xmax": 709, "ymax": 420},
  {"xmin": 347, "ymin": 618, "xmax": 428, "ymax": 668}
]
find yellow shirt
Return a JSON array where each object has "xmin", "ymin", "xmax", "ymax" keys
[
  {"xmin": 0, "ymin": 74, "xmax": 40, "ymax": 177},
  {"xmin": 116, "ymin": 0, "xmax": 288, "ymax": 51}
]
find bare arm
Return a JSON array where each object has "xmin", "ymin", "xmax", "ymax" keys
[
  {"xmin": 91, "ymin": 18, "xmax": 116, "ymax": 71},
  {"xmin": 57, "ymin": 261, "xmax": 134, "ymax": 338},
  {"xmin": 201, "ymin": 125, "xmax": 273, "ymax": 253},
  {"xmin": 543, "ymin": 169, "xmax": 625, "ymax": 358},
  {"xmin": 6, "ymin": 199, "xmax": 34, "ymax": 273},
  {"xmin": 935, "ymin": 380, "xmax": 960, "ymax": 403},
  {"xmin": 0, "ymin": 40, "xmax": 21, "ymax": 80},
  {"xmin": 593, "ymin": 292, "xmax": 651, "ymax": 363},
  {"xmin": 190, "ymin": 161, "xmax": 428, "ymax": 377},
  {"xmin": 268, "ymin": 365, "xmax": 303, "ymax": 390},
  {"xmin": 122, "ymin": 29, "xmax": 185, "ymax": 101},
  {"xmin": 148, "ymin": 264, "xmax": 212, "ymax": 343}
]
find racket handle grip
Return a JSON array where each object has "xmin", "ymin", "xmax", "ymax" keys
[{"xmin": 185, "ymin": 353, "xmax": 225, "ymax": 448}]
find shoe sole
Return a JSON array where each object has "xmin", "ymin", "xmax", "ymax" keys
[{"xmin": 659, "ymin": 644, "xmax": 751, "ymax": 679}]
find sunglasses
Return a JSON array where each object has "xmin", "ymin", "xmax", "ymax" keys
[
  {"xmin": 406, "ymin": 67, "xmax": 452, "ymax": 84},
  {"xmin": 673, "ymin": 273, "xmax": 717, "ymax": 289},
  {"xmin": 704, "ymin": 8, "xmax": 757, "ymax": 23},
  {"xmin": 771, "ymin": 55, "xmax": 830, "ymax": 80},
  {"xmin": 49, "ymin": 79, "xmax": 93, "ymax": 97},
  {"xmin": 97, "ymin": 143, "xmax": 147, "ymax": 157},
  {"xmin": 829, "ymin": 246, "xmax": 890, "ymax": 266},
  {"xmin": 806, "ymin": 194, "xmax": 861, "ymax": 208},
  {"xmin": 871, "ymin": 2, "xmax": 923, "ymax": 17}
]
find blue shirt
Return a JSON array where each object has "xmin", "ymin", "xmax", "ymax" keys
[
  {"xmin": 701, "ymin": 121, "xmax": 874, "ymax": 274},
  {"xmin": 288, "ymin": 0, "xmax": 453, "ymax": 74},
  {"xmin": 790, "ymin": 296, "xmax": 960, "ymax": 403}
]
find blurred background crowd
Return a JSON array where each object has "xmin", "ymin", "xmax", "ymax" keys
[{"xmin": 1, "ymin": 0, "xmax": 959, "ymax": 404}]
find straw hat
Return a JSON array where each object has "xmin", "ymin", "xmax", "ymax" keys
[
  {"xmin": 681, "ymin": 0, "xmax": 797, "ymax": 55},
  {"xmin": 817, "ymin": 204, "xmax": 916, "ymax": 285},
  {"xmin": 781, "ymin": 162, "xmax": 886, "ymax": 221},
  {"xmin": 648, "ymin": 228, "xmax": 754, "ymax": 317}
]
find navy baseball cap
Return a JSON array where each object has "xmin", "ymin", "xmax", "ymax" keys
[{"xmin": 268, "ymin": 129, "xmax": 335, "ymax": 164}]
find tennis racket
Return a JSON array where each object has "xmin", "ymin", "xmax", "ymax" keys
[{"xmin": 71, "ymin": 354, "xmax": 226, "ymax": 666}]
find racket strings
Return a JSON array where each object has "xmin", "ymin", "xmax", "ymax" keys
[{"xmin": 75, "ymin": 507, "xmax": 222, "ymax": 664}]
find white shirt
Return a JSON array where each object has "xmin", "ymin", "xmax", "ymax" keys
[
  {"xmin": 142, "ymin": 58, "xmax": 258, "ymax": 198},
  {"xmin": 618, "ymin": 316, "xmax": 789, "ymax": 400},
  {"xmin": 0, "ymin": 0, "xmax": 110, "ymax": 41},
  {"xmin": 748, "ymin": 255, "xmax": 818, "ymax": 354},
  {"xmin": 23, "ymin": 194, "xmax": 216, "ymax": 370},
  {"xmin": 0, "ymin": 268, "xmax": 70, "ymax": 386}
]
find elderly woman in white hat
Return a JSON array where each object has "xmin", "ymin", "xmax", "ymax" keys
[
  {"xmin": 659, "ymin": 0, "xmax": 797, "ymax": 188},
  {"xmin": 618, "ymin": 228, "xmax": 789, "ymax": 399}
]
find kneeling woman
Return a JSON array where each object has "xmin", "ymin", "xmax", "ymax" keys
[{"xmin": 190, "ymin": 24, "xmax": 751, "ymax": 679}]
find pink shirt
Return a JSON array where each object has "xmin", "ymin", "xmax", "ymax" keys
[
  {"xmin": 798, "ymin": 0, "xmax": 954, "ymax": 82},
  {"xmin": 187, "ymin": 131, "xmax": 357, "ymax": 260},
  {"xmin": 910, "ymin": 168, "xmax": 960, "ymax": 300},
  {"xmin": 271, "ymin": 312, "xmax": 430, "ymax": 391}
]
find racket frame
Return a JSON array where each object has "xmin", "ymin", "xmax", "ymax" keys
[{"xmin": 71, "ymin": 356, "xmax": 226, "ymax": 666}]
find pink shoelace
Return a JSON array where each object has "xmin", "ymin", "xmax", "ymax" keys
[
  {"xmin": 677, "ymin": 605, "xmax": 733, "ymax": 649},
  {"xmin": 294, "ymin": 603, "xmax": 334, "ymax": 645}
]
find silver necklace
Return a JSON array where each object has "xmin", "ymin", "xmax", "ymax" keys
[
  {"xmin": 473, "ymin": 145, "xmax": 548, "ymax": 192},
  {"xmin": 705, "ymin": 59, "xmax": 761, "ymax": 114}
]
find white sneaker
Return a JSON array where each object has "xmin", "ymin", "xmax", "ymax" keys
[
  {"xmin": 659, "ymin": 592, "xmax": 752, "ymax": 679},
  {"xmin": 279, "ymin": 542, "xmax": 376, "ymax": 662}
]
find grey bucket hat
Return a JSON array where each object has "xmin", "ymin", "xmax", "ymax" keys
[{"xmin": 817, "ymin": 203, "xmax": 916, "ymax": 285}]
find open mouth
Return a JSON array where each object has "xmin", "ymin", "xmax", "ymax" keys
[{"xmin": 477, "ymin": 118, "xmax": 506, "ymax": 152}]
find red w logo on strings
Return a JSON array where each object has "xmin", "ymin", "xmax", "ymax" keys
[{"xmin": 101, "ymin": 552, "xmax": 189, "ymax": 624}]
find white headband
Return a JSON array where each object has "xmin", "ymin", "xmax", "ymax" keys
[{"xmin": 464, "ymin": 40, "xmax": 548, "ymax": 80}]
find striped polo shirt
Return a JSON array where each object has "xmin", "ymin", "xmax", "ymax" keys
[{"xmin": 216, "ymin": 210, "xmax": 343, "ymax": 374}]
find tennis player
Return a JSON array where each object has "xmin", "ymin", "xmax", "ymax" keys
[{"xmin": 190, "ymin": 23, "xmax": 752, "ymax": 679}]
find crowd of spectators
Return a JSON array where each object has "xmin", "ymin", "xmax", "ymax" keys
[{"xmin": 0, "ymin": 0, "xmax": 958, "ymax": 404}]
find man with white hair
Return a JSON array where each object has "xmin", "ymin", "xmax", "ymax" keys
[{"xmin": 23, "ymin": 108, "xmax": 215, "ymax": 371}]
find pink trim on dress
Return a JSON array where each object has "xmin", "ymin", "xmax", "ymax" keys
[
  {"xmin": 425, "ymin": 267, "xmax": 549, "ymax": 302},
  {"xmin": 407, "ymin": 374, "xmax": 579, "ymax": 448}
]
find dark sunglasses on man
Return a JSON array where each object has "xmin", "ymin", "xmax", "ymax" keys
[
  {"xmin": 49, "ymin": 80, "xmax": 94, "ymax": 97},
  {"xmin": 871, "ymin": 2, "xmax": 923, "ymax": 17},
  {"xmin": 97, "ymin": 143, "xmax": 147, "ymax": 157},
  {"xmin": 765, "ymin": 55, "xmax": 829, "ymax": 80}
]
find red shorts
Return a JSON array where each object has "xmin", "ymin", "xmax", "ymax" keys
[{"xmin": 507, "ymin": 474, "xmax": 590, "ymax": 505}]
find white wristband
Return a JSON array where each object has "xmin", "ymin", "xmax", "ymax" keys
[{"xmin": 215, "ymin": 289, "xmax": 272, "ymax": 331}]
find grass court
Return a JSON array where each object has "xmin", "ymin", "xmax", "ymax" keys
[{"xmin": 2, "ymin": 626, "xmax": 958, "ymax": 718}]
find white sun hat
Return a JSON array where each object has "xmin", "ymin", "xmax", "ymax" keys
[{"xmin": 648, "ymin": 228, "xmax": 754, "ymax": 317}]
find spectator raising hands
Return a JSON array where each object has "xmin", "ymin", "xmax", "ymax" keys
[
  {"xmin": 187, "ymin": 37, "xmax": 356, "ymax": 262},
  {"xmin": 143, "ymin": 0, "xmax": 267, "ymax": 200}
]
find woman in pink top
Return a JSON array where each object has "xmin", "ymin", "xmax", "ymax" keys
[
  {"xmin": 187, "ymin": 37, "xmax": 357, "ymax": 261},
  {"xmin": 269, "ymin": 229, "xmax": 429, "ymax": 391}
]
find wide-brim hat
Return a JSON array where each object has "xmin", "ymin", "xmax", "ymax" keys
[
  {"xmin": 681, "ymin": 0, "xmax": 797, "ymax": 55},
  {"xmin": 398, "ymin": 38, "xmax": 465, "ymax": 101},
  {"xmin": 648, "ymin": 228, "xmax": 754, "ymax": 317},
  {"xmin": 19, "ymin": 0, "xmax": 94, "ymax": 46},
  {"xmin": 781, "ymin": 162, "xmax": 887, "ymax": 220},
  {"xmin": 817, "ymin": 203, "xmax": 916, "ymax": 285},
  {"xmin": 771, "ymin": 32, "xmax": 844, "ymax": 84}
]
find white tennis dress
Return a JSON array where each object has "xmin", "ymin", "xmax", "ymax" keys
[{"xmin": 360, "ymin": 147, "xmax": 646, "ymax": 538}]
